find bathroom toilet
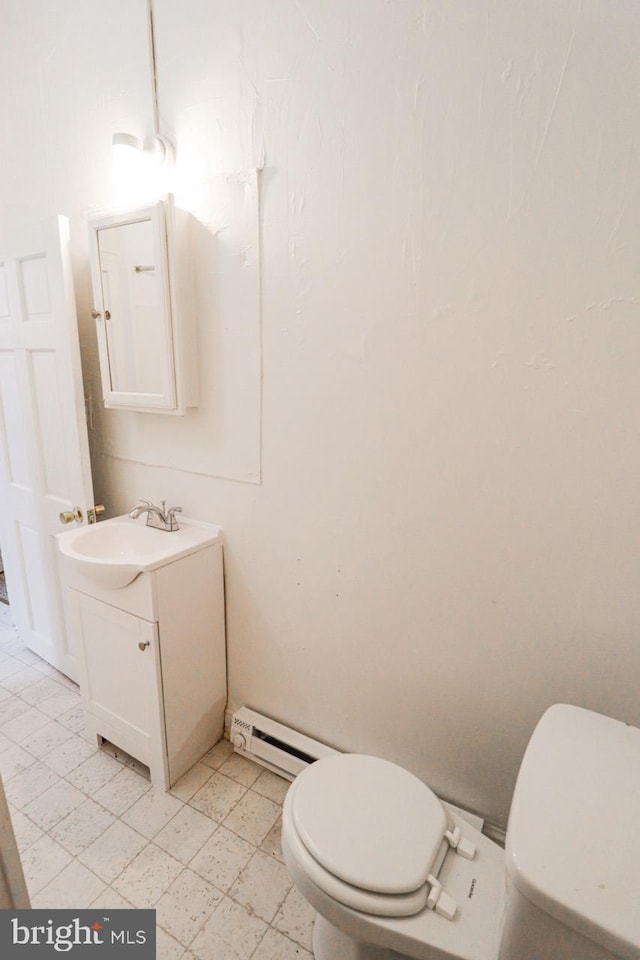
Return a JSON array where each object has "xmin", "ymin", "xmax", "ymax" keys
[{"xmin": 281, "ymin": 704, "xmax": 640, "ymax": 960}]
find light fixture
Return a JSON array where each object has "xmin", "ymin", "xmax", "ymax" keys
[
  {"xmin": 111, "ymin": 2, "xmax": 174, "ymax": 172},
  {"xmin": 112, "ymin": 132, "xmax": 174, "ymax": 165}
]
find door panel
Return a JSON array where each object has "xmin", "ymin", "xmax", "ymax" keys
[
  {"xmin": 74, "ymin": 594, "xmax": 159, "ymax": 763},
  {"xmin": 0, "ymin": 353, "xmax": 29, "ymax": 484},
  {"xmin": 0, "ymin": 216, "xmax": 95, "ymax": 680}
]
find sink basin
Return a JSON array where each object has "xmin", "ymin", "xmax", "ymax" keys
[{"xmin": 57, "ymin": 515, "xmax": 221, "ymax": 589}]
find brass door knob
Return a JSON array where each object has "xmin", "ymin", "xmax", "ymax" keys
[
  {"xmin": 138, "ymin": 641, "xmax": 150, "ymax": 652},
  {"xmin": 59, "ymin": 507, "xmax": 83, "ymax": 525}
]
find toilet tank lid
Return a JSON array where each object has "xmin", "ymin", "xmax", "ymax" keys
[{"xmin": 506, "ymin": 704, "xmax": 640, "ymax": 960}]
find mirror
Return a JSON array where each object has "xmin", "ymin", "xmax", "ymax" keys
[{"xmin": 88, "ymin": 199, "xmax": 195, "ymax": 414}]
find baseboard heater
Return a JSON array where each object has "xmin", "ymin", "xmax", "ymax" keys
[{"xmin": 230, "ymin": 707, "xmax": 339, "ymax": 780}]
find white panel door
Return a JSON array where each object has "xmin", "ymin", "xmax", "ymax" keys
[{"xmin": 0, "ymin": 215, "xmax": 94, "ymax": 680}]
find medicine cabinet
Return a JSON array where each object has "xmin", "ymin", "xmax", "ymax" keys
[{"xmin": 88, "ymin": 197, "xmax": 197, "ymax": 414}]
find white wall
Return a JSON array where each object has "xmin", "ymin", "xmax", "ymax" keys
[{"xmin": 2, "ymin": 0, "xmax": 640, "ymax": 827}]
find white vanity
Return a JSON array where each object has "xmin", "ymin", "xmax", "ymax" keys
[{"xmin": 57, "ymin": 515, "xmax": 226, "ymax": 789}]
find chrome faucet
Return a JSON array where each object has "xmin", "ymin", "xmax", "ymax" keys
[{"xmin": 129, "ymin": 499, "xmax": 182, "ymax": 532}]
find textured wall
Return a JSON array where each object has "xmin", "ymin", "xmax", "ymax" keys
[{"xmin": 2, "ymin": 0, "xmax": 640, "ymax": 826}]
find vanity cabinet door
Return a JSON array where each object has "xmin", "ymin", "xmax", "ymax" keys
[{"xmin": 70, "ymin": 591, "xmax": 168, "ymax": 787}]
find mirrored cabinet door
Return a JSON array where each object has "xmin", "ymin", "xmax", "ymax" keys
[{"xmin": 88, "ymin": 198, "xmax": 195, "ymax": 414}]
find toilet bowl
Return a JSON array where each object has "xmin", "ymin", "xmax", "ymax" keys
[{"xmin": 281, "ymin": 704, "xmax": 640, "ymax": 960}]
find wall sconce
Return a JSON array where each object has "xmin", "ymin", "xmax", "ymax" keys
[
  {"xmin": 110, "ymin": 1, "xmax": 174, "ymax": 199},
  {"xmin": 112, "ymin": 132, "xmax": 174, "ymax": 165}
]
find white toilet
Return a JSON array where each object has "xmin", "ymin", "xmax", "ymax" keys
[{"xmin": 281, "ymin": 704, "xmax": 640, "ymax": 960}]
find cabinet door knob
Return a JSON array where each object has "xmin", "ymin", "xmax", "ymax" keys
[{"xmin": 138, "ymin": 641, "xmax": 150, "ymax": 651}]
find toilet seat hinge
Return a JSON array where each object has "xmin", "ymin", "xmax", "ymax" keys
[
  {"xmin": 426, "ymin": 874, "xmax": 457, "ymax": 921},
  {"xmin": 445, "ymin": 826, "xmax": 477, "ymax": 861}
]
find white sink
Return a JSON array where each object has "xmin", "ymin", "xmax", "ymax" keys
[{"xmin": 57, "ymin": 515, "xmax": 221, "ymax": 589}]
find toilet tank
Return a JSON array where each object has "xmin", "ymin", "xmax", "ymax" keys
[{"xmin": 499, "ymin": 704, "xmax": 640, "ymax": 960}]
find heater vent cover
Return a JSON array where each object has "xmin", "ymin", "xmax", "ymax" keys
[{"xmin": 230, "ymin": 708, "xmax": 339, "ymax": 781}]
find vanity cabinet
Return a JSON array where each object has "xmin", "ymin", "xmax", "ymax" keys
[{"xmin": 65, "ymin": 542, "xmax": 226, "ymax": 790}]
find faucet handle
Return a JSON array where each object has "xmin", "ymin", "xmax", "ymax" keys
[
  {"xmin": 166, "ymin": 505, "xmax": 182, "ymax": 531},
  {"xmin": 129, "ymin": 498, "xmax": 156, "ymax": 521}
]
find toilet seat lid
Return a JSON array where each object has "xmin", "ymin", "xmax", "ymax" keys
[{"xmin": 291, "ymin": 754, "xmax": 448, "ymax": 895}]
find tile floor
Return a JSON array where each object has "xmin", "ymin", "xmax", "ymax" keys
[{"xmin": 0, "ymin": 604, "xmax": 315, "ymax": 959}]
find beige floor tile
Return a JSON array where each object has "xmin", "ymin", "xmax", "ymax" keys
[
  {"xmin": 0, "ymin": 658, "xmax": 28, "ymax": 681},
  {"xmin": 93, "ymin": 766, "xmax": 151, "ymax": 816},
  {"xmin": 0, "ymin": 706, "xmax": 50, "ymax": 742},
  {"xmin": 31, "ymin": 859, "xmax": 106, "ymax": 908},
  {"xmin": 169, "ymin": 762, "xmax": 213, "ymax": 801},
  {"xmin": 10, "ymin": 809, "xmax": 44, "ymax": 852},
  {"xmin": 121, "ymin": 787, "xmax": 184, "ymax": 839},
  {"xmin": 23, "ymin": 779, "xmax": 86, "ymax": 830},
  {"xmin": 260, "ymin": 817, "xmax": 285, "ymax": 863},
  {"xmin": 156, "ymin": 927, "xmax": 186, "ymax": 960},
  {"xmin": 78, "ymin": 820, "xmax": 147, "ymax": 884},
  {"xmin": 229, "ymin": 850, "xmax": 293, "ymax": 923},
  {"xmin": 218, "ymin": 753, "xmax": 263, "ymax": 787},
  {"xmin": 56, "ymin": 703, "xmax": 87, "ymax": 734},
  {"xmin": 3, "ymin": 760, "xmax": 60, "ymax": 808},
  {"xmin": 89, "ymin": 887, "xmax": 135, "ymax": 910},
  {"xmin": 20, "ymin": 720, "xmax": 74, "ymax": 759},
  {"xmin": 112, "ymin": 843, "xmax": 183, "ymax": 908},
  {"xmin": 43, "ymin": 734, "xmax": 97, "ymax": 776},
  {"xmin": 191, "ymin": 897, "xmax": 267, "ymax": 960},
  {"xmin": 66, "ymin": 751, "xmax": 123, "ymax": 795},
  {"xmin": 155, "ymin": 868, "xmax": 223, "ymax": 946},
  {"xmin": 38, "ymin": 688, "xmax": 82, "ymax": 719},
  {"xmin": 0, "ymin": 743, "xmax": 37, "ymax": 781},
  {"xmin": 200, "ymin": 738, "xmax": 233, "ymax": 769},
  {"xmin": 189, "ymin": 826, "xmax": 254, "ymax": 893},
  {"xmin": 1, "ymin": 666, "xmax": 43, "ymax": 694},
  {"xmin": 21, "ymin": 834, "xmax": 73, "ymax": 897},
  {"xmin": 13, "ymin": 648, "xmax": 41, "ymax": 666},
  {"xmin": 19, "ymin": 675, "xmax": 66, "ymax": 704},
  {"xmin": 154, "ymin": 805, "xmax": 217, "ymax": 865},
  {"xmin": 189, "ymin": 771, "xmax": 246, "ymax": 821},
  {"xmin": 253, "ymin": 769, "xmax": 291, "ymax": 805},
  {"xmin": 0, "ymin": 695, "xmax": 31, "ymax": 727},
  {"xmin": 53, "ymin": 672, "xmax": 79, "ymax": 691},
  {"xmin": 31, "ymin": 659, "xmax": 59, "ymax": 677},
  {"xmin": 273, "ymin": 887, "xmax": 316, "ymax": 952},
  {"xmin": 223, "ymin": 790, "xmax": 280, "ymax": 846},
  {"xmin": 253, "ymin": 928, "xmax": 313, "ymax": 960},
  {"xmin": 50, "ymin": 798, "xmax": 116, "ymax": 856}
]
